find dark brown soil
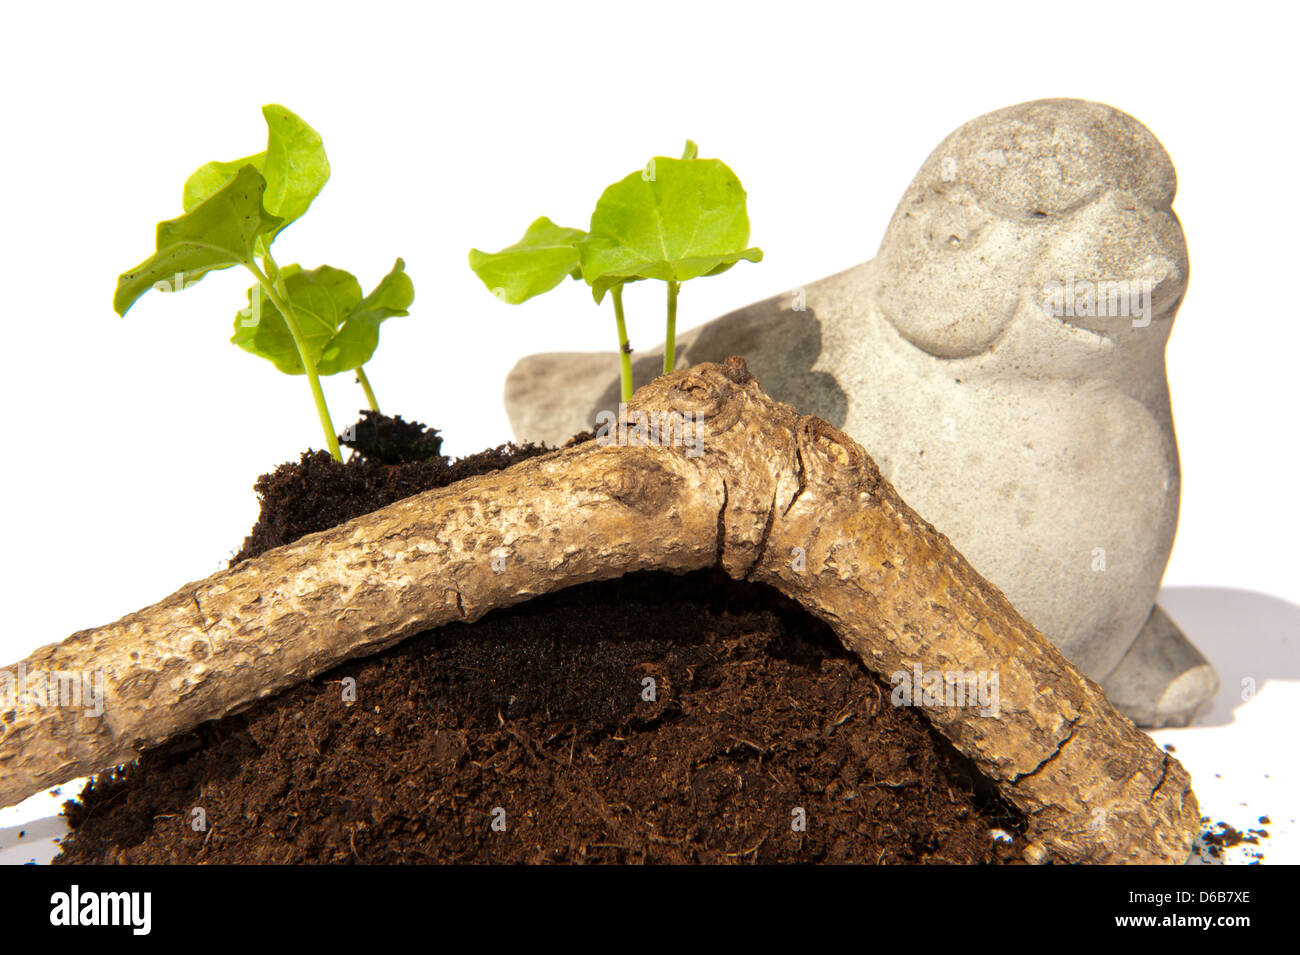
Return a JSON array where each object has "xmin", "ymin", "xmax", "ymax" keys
[
  {"xmin": 55, "ymin": 415, "xmax": 1025, "ymax": 865},
  {"xmin": 342, "ymin": 409, "xmax": 447, "ymax": 465},
  {"xmin": 231, "ymin": 413, "xmax": 552, "ymax": 565}
]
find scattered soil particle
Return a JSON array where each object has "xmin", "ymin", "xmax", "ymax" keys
[
  {"xmin": 1198, "ymin": 820, "xmax": 1271, "ymax": 863},
  {"xmin": 55, "ymin": 415, "xmax": 1026, "ymax": 865}
]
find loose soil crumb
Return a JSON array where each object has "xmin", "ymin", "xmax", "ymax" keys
[
  {"xmin": 1198, "ymin": 819, "xmax": 1271, "ymax": 863},
  {"xmin": 56, "ymin": 415, "xmax": 1025, "ymax": 865}
]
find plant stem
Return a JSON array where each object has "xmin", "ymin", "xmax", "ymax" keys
[
  {"xmin": 247, "ymin": 260, "xmax": 343, "ymax": 462},
  {"xmin": 355, "ymin": 367, "xmax": 380, "ymax": 413},
  {"xmin": 611, "ymin": 284, "xmax": 633, "ymax": 403},
  {"xmin": 664, "ymin": 280, "xmax": 680, "ymax": 375}
]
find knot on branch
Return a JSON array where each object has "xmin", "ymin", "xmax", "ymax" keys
[
  {"xmin": 599, "ymin": 458, "xmax": 681, "ymax": 514},
  {"xmin": 723, "ymin": 355, "xmax": 752, "ymax": 384}
]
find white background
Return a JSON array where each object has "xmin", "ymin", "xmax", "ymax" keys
[{"xmin": 0, "ymin": 0, "xmax": 1295, "ymax": 863}]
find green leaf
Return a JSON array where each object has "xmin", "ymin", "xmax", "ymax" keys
[
  {"xmin": 180, "ymin": 104, "xmax": 329, "ymax": 244},
  {"xmin": 260, "ymin": 104, "xmax": 330, "ymax": 235},
  {"xmin": 233, "ymin": 261, "xmax": 414, "ymax": 376},
  {"xmin": 182, "ymin": 152, "xmax": 266, "ymax": 211},
  {"xmin": 317, "ymin": 259, "xmax": 414, "ymax": 375},
  {"xmin": 468, "ymin": 216, "xmax": 586, "ymax": 304},
  {"xmin": 114, "ymin": 165, "xmax": 282, "ymax": 316},
  {"xmin": 232, "ymin": 265, "xmax": 360, "ymax": 374},
  {"xmin": 587, "ymin": 275, "xmax": 637, "ymax": 305},
  {"xmin": 357, "ymin": 257, "xmax": 415, "ymax": 319},
  {"xmin": 577, "ymin": 156, "xmax": 762, "ymax": 300}
]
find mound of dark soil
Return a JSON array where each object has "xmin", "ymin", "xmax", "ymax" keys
[
  {"xmin": 55, "ymin": 415, "xmax": 1024, "ymax": 865},
  {"xmin": 230, "ymin": 414, "xmax": 551, "ymax": 564}
]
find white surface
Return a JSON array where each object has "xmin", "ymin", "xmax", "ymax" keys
[
  {"xmin": 0, "ymin": 1, "xmax": 1296, "ymax": 863},
  {"xmin": 1150, "ymin": 588, "xmax": 1298, "ymax": 864}
]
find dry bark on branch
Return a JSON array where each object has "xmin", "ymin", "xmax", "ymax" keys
[{"xmin": 0, "ymin": 357, "xmax": 1198, "ymax": 862}]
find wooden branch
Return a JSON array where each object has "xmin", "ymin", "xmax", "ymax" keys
[{"xmin": 0, "ymin": 358, "xmax": 1198, "ymax": 863}]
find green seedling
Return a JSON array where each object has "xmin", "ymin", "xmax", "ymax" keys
[
  {"xmin": 114, "ymin": 105, "xmax": 414, "ymax": 462},
  {"xmin": 469, "ymin": 141, "xmax": 760, "ymax": 402}
]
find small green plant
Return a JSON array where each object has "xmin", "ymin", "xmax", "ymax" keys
[
  {"xmin": 469, "ymin": 141, "xmax": 761, "ymax": 402},
  {"xmin": 114, "ymin": 105, "xmax": 415, "ymax": 461}
]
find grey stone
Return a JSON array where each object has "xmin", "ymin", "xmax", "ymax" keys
[
  {"xmin": 504, "ymin": 99, "xmax": 1217, "ymax": 727},
  {"xmin": 1103, "ymin": 605, "xmax": 1220, "ymax": 728}
]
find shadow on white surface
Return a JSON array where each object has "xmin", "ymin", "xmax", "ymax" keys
[
  {"xmin": 1160, "ymin": 586, "xmax": 1300, "ymax": 728},
  {"xmin": 1151, "ymin": 586, "xmax": 1298, "ymax": 864},
  {"xmin": 0, "ymin": 817, "xmax": 65, "ymax": 865},
  {"xmin": 0, "ymin": 785, "xmax": 74, "ymax": 865}
]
